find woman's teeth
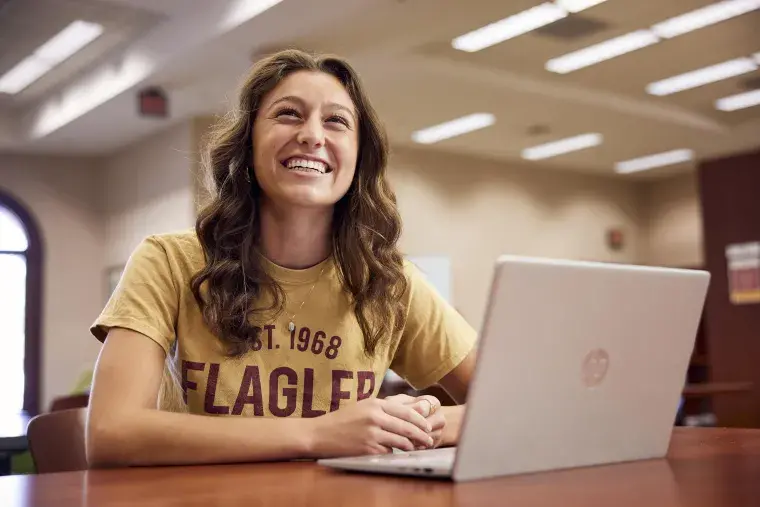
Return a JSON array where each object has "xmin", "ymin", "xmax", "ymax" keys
[{"xmin": 285, "ymin": 158, "xmax": 328, "ymax": 174}]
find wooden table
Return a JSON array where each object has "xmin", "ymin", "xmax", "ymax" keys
[
  {"xmin": 0, "ymin": 412, "xmax": 30, "ymax": 476},
  {"xmin": 2, "ymin": 428, "xmax": 759, "ymax": 507}
]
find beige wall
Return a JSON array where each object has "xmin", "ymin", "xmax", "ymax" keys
[
  {"xmin": 0, "ymin": 154, "xmax": 104, "ymax": 409},
  {"xmin": 0, "ymin": 121, "xmax": 198, "ymax": 408},
  {"xmin": 641, "ymin": 173, "xmax": 703, "ymax": 268},
  {"xmin": 103, "ymin": 121, "xmax": 196, "ymax": 266},
  {"xmin": 0, "ymin": 119, "xmax": 704, "ymax": 408},
  {"xmin": 389, "ymin": 147, "xmax": 644, "ymax": 330}
]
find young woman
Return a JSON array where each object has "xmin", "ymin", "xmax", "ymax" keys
[{"xmin": 86, "ymin": 49, "xmax": 477, "ymax": 467}]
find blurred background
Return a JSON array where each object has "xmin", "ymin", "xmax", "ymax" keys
[{"xmin": 0, "ymin": 0, "xmax": 759, "ymax": 452}]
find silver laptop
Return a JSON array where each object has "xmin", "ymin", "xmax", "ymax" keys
[{"xmin": 318, "ymin": 256, "xmax": 710, "ymax": 482}]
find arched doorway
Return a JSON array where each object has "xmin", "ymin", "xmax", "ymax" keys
[{"xmin": 0, "ymin": 190, "xmax": 43, "ymax": 416}]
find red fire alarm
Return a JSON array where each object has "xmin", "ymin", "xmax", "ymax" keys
[
  {"xmin": 138, "ymin": 86, "xmax": 168, "ymax": 118},
  {"xmin": 607, "ymin": 228, "xmax": 624, "ymax": 251}
]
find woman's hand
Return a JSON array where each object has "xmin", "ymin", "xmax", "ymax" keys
[
  {"xmin": 307, "ymin": 397, "xmax": 436, "ymax": 458},
  {"xmin": 386, "ymin": 394, "xmax": 446, "ymax": 448}
]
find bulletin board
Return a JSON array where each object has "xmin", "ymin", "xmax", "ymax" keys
[{"xmin": 406, "ymin": 255, "xmax": 452, "ymax": 304}]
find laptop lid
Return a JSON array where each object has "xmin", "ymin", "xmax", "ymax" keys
[{"xmin": 453, "ymin": 257, "xmax": 709, "ymax": 482}]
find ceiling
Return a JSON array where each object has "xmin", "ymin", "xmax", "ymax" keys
[
  {"xmin": 0, "ymin": 0, "xmax": 758, "ymax": 180},
  {"xmin": 0, "ymin": 0, "xmax": 162, "ymax": 106}
]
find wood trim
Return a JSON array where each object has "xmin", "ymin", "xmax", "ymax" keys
[
  {"xmin": 0, "ymin": 188, "xmax": 44, "ymax": 416},
  {"xmin": 698, "ymin": 147, "xmax": 760, "ymax": 427}
]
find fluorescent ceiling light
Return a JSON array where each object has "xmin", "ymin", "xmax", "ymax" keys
[
  {"xmin": 615, "ymin": 149, "xmax": 694, "ymax": 174},
  {"xmin": 651, "ymin": 0, "xmax": 760, "ymax": 39},
  {"xmin": 555, "ymin": 0, "xmax": 608, "ymax": 13},
  {"xmin": 412, "ymin": 113, "xmax": 496, "ymax": 144},
  {"xmin": 715, "ymin": 89, "xmax": 760, "ymax": 111},
  {"xmin": 452, "ymin": 3, "xmax": 566, "ymax": 52},
  {"xmin": 546, "ymin": 30, "xmax": 659, "ymax": 74},
  {"xmin": 36, "ymin": 21, "xmax": 103, "ymax": 64},
  {"xmin": 221, "ymin": 0, "xmax": 284, "ymax": 31},
  {"xmin": 0, "ymin": 60, "xmax": 50, "ymax": 95},
  {"xmin": 0, "ymin": 20, "xmax": 103, "ymax": 94},
  {"xmin": 646, "ymin": 57, "xmax": 758, "ymax": 96},
  {"xmin": 522, "ymin": 133, "xmax": 602, "ymax": 160}
]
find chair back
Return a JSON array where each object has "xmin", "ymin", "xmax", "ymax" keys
[
  {"xmin": 49, "ymin": 393, "xmax": 89, "ymax": 412},
  {"xmin": 27, "ymin": 408, "xmax": 88, "ymax": 473}
]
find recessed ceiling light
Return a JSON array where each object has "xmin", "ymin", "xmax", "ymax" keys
[
  {"xmin": 715, "ymin": 89, "xmax": 760, "ymax": 111},
  {"xmin": 411, "ymin": 113, "xmax": 496, "ymax": 144},
  {"xmin": 615, "ymin": 149, "xmax": 694, "ymax": 174},
  {"xmin": 646, "ymin": 57, "xmax": 758, "ymax": 96},
  {"xmin": 522, "ymin": 133, "xmax": 603, "ymax": 160},
  {"xmin": 0, "ymin": 20, "xmax": 103, "ymax": 94},
  {"xmin": 452, "ymin": 3, "xmax": 567, "ymax": 52},
  {"xmin": 545, "ymin": 30, "xmax": 659, "ymax": 74},
  {"xmin": 555, "ymin": 0, "xmax": 608, "ymax": 13},
  {"xmin": 651, "ymin": 0, "xmax": 760, "ymax": 39}
]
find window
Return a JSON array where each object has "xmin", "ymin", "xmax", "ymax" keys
[{"xmin": 0, "ymin": 191, "xmax": 42, "ymax": 415}]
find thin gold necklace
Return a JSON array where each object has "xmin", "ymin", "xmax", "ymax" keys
[{"xmin": 287, "ymin": 264, "xmax": 326, "ymax": 332}]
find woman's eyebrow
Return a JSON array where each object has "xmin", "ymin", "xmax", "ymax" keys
[{"xmin": 268, "ymin": 95, "xmax": 356, "ymax": 121}]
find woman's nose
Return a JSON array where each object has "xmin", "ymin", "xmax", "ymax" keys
[{"xmin": 296, "ymin": 118, "xmax": 325, "ymax": 147}]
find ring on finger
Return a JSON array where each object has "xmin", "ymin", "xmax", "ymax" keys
[{"xmin": 421, "ymin": 398, "xmax": 435, "ymax": 416}]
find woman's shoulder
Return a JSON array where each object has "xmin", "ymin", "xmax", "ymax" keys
[
  {"xmin": 399, "ymin": 258, "xmax": 449, "ymax": 306},
  {"xmin": 146, "ymin": 228, "xmax": 201, "ymax": 250},
  {"xmin": 400, "ymin": 258, "xmax": 427, "ymax": 285},
  {"xmin": 136, "ymin": 229, "xmax": 205, "ymax": 275}
]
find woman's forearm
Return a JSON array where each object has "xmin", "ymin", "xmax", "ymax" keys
[{"xmin": 87, "ymin": 408, "xmax": 314, "ymax": 468}]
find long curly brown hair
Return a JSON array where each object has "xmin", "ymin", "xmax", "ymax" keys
[{"xmin": 191, "ymin": 49, "xmax": 407, "ymax": 357}]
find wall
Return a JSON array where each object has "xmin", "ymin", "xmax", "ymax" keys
[
  {"xmin": 103, "ymin": 121, "xmax": 196, "ymax": 267},
  {"xmin": 699, "ymin": 148, "xmax": 760, "ymax": 428},
  {"xmin": 0, "ymin": 154, "xmax": 104, "ymax": 409},
  {"xmin": 0, "ymin": 120, "xmax": 197, "ymax": 408},
  {"xmin": 641, "ymin": 173, "xmax": 703, "ymax": 268},
  {"xmin": 0, "ymin": 124, "xmax": 708, "ymax": 408},
  {"xmin": 389, "ymin": 147, "xmax": 644, "ymax": 330}
]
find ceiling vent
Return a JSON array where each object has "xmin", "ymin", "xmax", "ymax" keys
[
  {"xmin": 535, "ymin": 15, "xmax": 608, "ymax": 40},
  {"xmin": 739, "ymin": 75, "xmax": 760, "ymax": 90}
]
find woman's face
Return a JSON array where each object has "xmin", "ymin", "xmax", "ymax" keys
[{"xmin": 252, "ymin": 70, "xmax": 359, "ymax": 209}]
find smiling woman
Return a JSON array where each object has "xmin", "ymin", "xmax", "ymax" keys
[{"xmin": 86, "ymin": 49, "xmax": 476, "ymax": 468}]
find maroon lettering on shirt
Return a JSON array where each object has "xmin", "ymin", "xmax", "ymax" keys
[
  {"xmin": 357, "ymin": 371, "xmax": 376, "ymax": 401},
  {"xmin": 232, "ymin": 365, "xmax": 264, "ymax": 416},
  {"xmin": 264, "ymin": 324, "xmax": 276, "ymax": 349},
  {"xmin": 182, "ymin": 361, "xmax": 206, "ymax": 404},
  {"xmin": 330, "ymin": 370, "xmax": 354, "ymax": 412},
  {"xmin": 302, "ymin": 368, "xmax": 327, "ymax": 418},
  {"xmin": 269, "ymin": 367, "xmax": 297, "ymax": 417},
  {"xmin": 204, "ymin": 363, "xmax": 230, "ymax": 415}
]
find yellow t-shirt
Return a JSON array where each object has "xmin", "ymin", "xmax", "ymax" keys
[{"xmin": 91, "ymin": 231, "xmax": 476, "ymax": 417}]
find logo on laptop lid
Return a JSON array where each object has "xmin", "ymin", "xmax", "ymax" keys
[{"xmin": 582, "ymin": 349, "xmax": 609, "ymax": 388}]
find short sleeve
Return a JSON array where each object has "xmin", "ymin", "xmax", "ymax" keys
[
  {"xmin": 390, "ymin": 262, "xmax": 477, "ymax": 390},
  {"xmin": 90, "ymin": 236, "xmax": 179, "ymax": 354}
]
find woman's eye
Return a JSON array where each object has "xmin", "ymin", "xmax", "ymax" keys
[
  {"xmin": 276, "ymin": 108, "xmax": 300, "ymax": 119},
  {"xmin": 327, "ymin": 115, "xmax": 350, "ymax": 127}
]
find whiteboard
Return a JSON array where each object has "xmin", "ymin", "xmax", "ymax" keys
[{"xmin": 406, "ymin": 255, "xmax": 452, "ymax": 304}]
